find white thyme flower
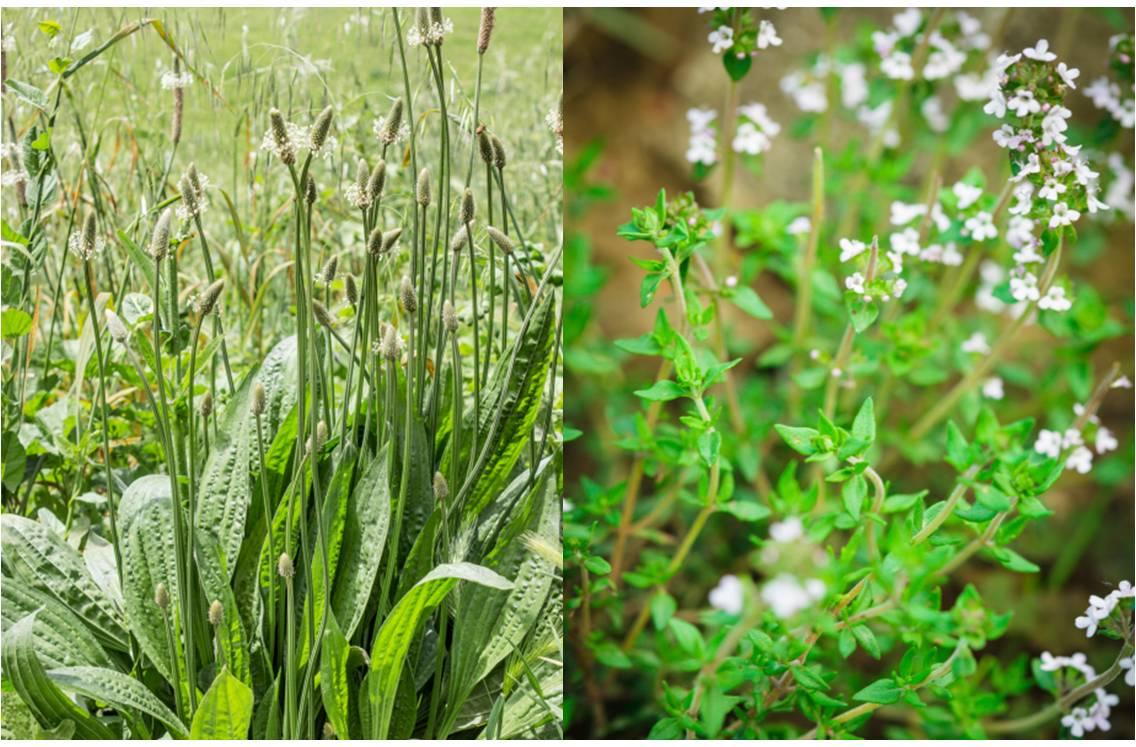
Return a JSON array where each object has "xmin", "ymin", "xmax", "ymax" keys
[
  {"xmin": 890, "ymin": 201, "xmax": 926, "ymax": 226},
  {"xmin": 1095, "ymin": 427, "xmax": 1118, "ymax": 454},
  {"xmin": 1049, "ymin": 202, "xmax": 1080, "ymax": 228},
  {"xmin": 708, "ymin": 25, "xmax": 734, "ymax": 55},
  {"xmin": 1056, "ymin": 62, "xmax": 1080, "ymax": 89},
  {"xmin": 761, "ymin": 574, "xmax": 825, "ymax": 619},
  {"xmin": 787, "ymin": 216, "xmax": 812, "ymax": 236},
  {"xmin": 1120, "ymin": 657, "xmax": 1135, "ymax": 688},
  {"xmin": 963, "ymin": 211, "xmax": 997, "ymax": 241},
  {"xmin": 685, "ymin": 108, "xmax": 718, "ymax": 166},
  {"xmin": 768, "ymin": 516, "xmax": 803, "ymax": 543},
  {"xmin": 961, "ymin": 332, "xmax": 990, "ymax": 355},
  {"xmin": 1065, "ymin": 445, "xmax": 1093, "ymax": 474},
  {"xmin": 1112, "ymin": 375, "xmax": 1132, "ymax": 389},
  {"xmin": 1034, "ymin": 429, "xmax": 1063, "ymax": 458},
  {"xmin": 839, "ymin": 238, "xmax": 867, "ymax": 263},
  {"xmin": 881, "ymin": 51, "xmax": 914, "ymax": 81},
  {"xmin": 756, "ymin": 20, "xmax": 781, "ymax": 50},
  {"xmin": 1023, "ymin": 38, "xmax": 1057, "ymax": 62},
  {"xmin": 953, "ymin": 181, "xmax": 983, "ymax": 209},
  {"xmin": 982, "ymin": 377, "xmax": 1004, "ymax": 400},
  {"xmin": 1038, "ymin": 285, "xmax": 1073, "ymax": 312},
  {"xmin": 709, "ymin": 574, "xmax": 744, "ymax": 614}
]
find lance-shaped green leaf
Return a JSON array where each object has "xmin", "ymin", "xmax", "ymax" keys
[
  {"xmin": 458, "ymin": 291, "xmax": 556, "ymax": 519},
  {"xmin": 367, "ymin": 563, "xmax": 512, "ymax": 739},
  {"xmin": 0, "ymin": 514, "xmax": 128, "ymax": 651},
  {"xmin": 2, "ymin": 613, "xmax": 114, "ymax": 739},
  {"xmin": 189, "ymin": 668, "xmax": 253, "ymax": 739},
  {"xmin": 47, "ymin": 666, "xmax": 187, "ymax": 739},
  {"xmin": 1, "ymin": 576, "xmax": 115, "ymax": 670},
  {"xmin": 118, "ymin": 474, "xmax": 180, "ymax": 682},
  {"xmin": 446, "ymin": 481, "xmax": 559, "ymax": 730},
  {"xmin": 331, "ymin": 444, "xmax": 392, "ymax": 639},
  {"xmin": 319, "ymin": 611, "xmax": 351, "ymax": 741}
]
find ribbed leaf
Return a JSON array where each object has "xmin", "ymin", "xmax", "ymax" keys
[
  {"xmin": 1, "ymin": 576, "xmax": 115, "ymax": 670},
  {"xmin": 189, "ymin": 668, "xmax": 253, "ymax": 739},
  {"xmin": 47, "ymin": 666, "xmax": 187, "ymax": 739},
  {"xmin": 487, "ymin": 657, "xmax": 563, "ymax": 739},
  {"xmin": 118, "ymin": 474, "xmax": 180, "ymax": 681},
  {"xmin": 2, "ymin": 613, "xmax": 114, "ymax": 739},
  {"xmin": 319, "ymin": 610, "xmax": 351, "ymax": 740},
  {"xmin": 366, "ymin": 563, "xmax": 512, "ymax": 739},
  {"xmin": 195, "ymin": 336, "xmax": 298, "ymax": 597},
  {"xmin": 461, "ymin": 291, "xmax": 556, "ymax": 518},
  {"xmin": 447, "ymin": 479, "xmax": 558, "ymax": 728},
  {"xmin": 331, "ymin": 444, "xmax": 392, "ymax": 639},
  {"xmin": 0, "ymin": 514, "xmax": 128, "ymax": 651}
]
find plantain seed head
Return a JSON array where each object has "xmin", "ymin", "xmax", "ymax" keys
[
  {"xmin": 312, "ymin": 299, "xmax": 334, "ymax": 328},
  {"xmin": 450, "ymin": 224, "xmax": 468, "ymax": 254},
  {"xmin": 310, "ymin": 105, "xmax": 334, "ymax": 153},
  {"xmin": 322, "ymin": 254, "xmax": 338, "ymax": 285},
  {"xmin": 400, "ymin": 275, "xmax": 417, "ymax": 315},
  {"xmin": 269, "ymin": 108, "xmax": 295, "ymax": 165},
  {"xmin": 442, "ymin": 300, "xmax": 458, "ymax": 334},
  {"xmin": 433, "ymin": 471, "xmax": 449, "ymax": 501},
  {"xmin": 477, "ymin": 8, "xmax": 496, "ymax": 54},
  {"xmin": 154, "ymin": 582, "xmax": 170, "ymax": 611},
  {"xmin": 200, "ymin": 390, "xmax": 214, "ymax": 418},
  {"xmin": 478, "ymin": 128, "xmax": 495, "ymax": 165},
  {"xmin": 486, "ymin": 225, "xmax": 514, "ymax": 254},
  {"xmin": 416, "ymin": 167, "xmax": 431, "ymax": 207},
  {"xmin": 367, "ymin": 159, "xmax": 387, "ymax": 202},
  {"xmin": 304, "ymin": 174, "xmax": 317, "ymax": 205},
  {"xmin": 344, "ymin": 274, "xmax": 358, "ymax": 307},
  {"xmin": 382, "ymin": 227, "xmax": 403, "ymax": 254},
  {"xmin": 150, "ymin": 208, "xmax": 172, "ymax": 261},
  {"xmin": 105, "ymin": 309, "xmax": 129, "ymax": 343},
  {"xmin": 198, "ymin": 278, "xmax": 225, "ymax": 315},
  {"xmin": 208, "ymin": 599, "xmax": 224, "ymax": 626},
  {"xmin": 380, "ymin": 323, "xmax": 401, "ymax": 362},
  {"xmin": 378, "ymin": 98, "xmax": 404, "ymax": 145},
  {"xmin": 368, "ymin": 226, "xmax": 385, "ymax": 257},
  {"xmin": 277, "ymin": 552, "xmax": 294, "ymax": 579},
  {"xmin": 251, "ymin": 382, "xmax": 266, "ymax": 417},
  {"xmin": 490, "ymin": 134, "xmax": 506, "ymax": 170},
  {"xmin": 460, "ymin": 188, "xmax": 475, "ymax": 225}
]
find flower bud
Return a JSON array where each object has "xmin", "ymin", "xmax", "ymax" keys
[
  {"xmin": 478, "ymin": 128, "xmax": 495, "ymax": 165},
  {"xmin": 450, "ymin": 224, "xmax": 468, "ymax": 254},
  {"xmin": 433, "ymin": 471, "xmax": 449, "ymax": 501},
  {"xmin": 367, "ymin": 159, "xmax": 387, "ymax": 202},
  {"xmin": 416, "ymin": 167, "xmax": 431, "ymax": 207},
  {"xmin": 382, "ymin": 227, "xmax": 403, "ymax": 254},
  {"xmin": 251, "ymin": 382, "xmax": 266, "ymax": 417},
  {"xmin": 310, "ymin": 105, "xmax": 334, "ymax": 152},
  {"xmin": 277, "ymin": 552, "xmax": 294, "ymax": 579},
  {"xmin": 208, "ymin": 599, "xmax": 224, "ymax": 626},
  {"xmin": 154, "ymin": 582, "xmax": 170, "ymax": 611},
  {"xmin": 81, "ymin": 212, "xmax": 98, "ymax": 257},
  {"xmin": 490, "ymin": 134, "xmax": 506, "ymax": 170},
  {"xmin": 381, "ymin": 324, "xmax": 401, "ymax": 361},
  {"xmin": 368, "ymin": 227, "xmax": 385, "ymax": 257},
  {"xmin": 442, "ymin": 300, "xmax": 459, "ymax": 334},
  {"xmin": 400, "ymin": 275, "xmax": 417, "ymax": 315},
  {"xmin": 477, "ymin": 8, "xmax": 496, "ymax": 54},
  {"xmin": 179, "ymin": 172, "xmax": 199, "ymax": 216},
  {"xmin": 460, "ymin": 188, "xmax": 475, "ymax": 225},
  {"xmin": 322, "ymin": 254, "xmax": 338, "ymax": 285},
  {"xmin": 486, "ymin": 225, "xmax": 514, "ymax": 254},
  {"xmin": 378, "ymin": 98, "xmax": 404, "ymax": 145},
  {"xmin": 312, "ymin": 299, "xmax": 334, "ymax": 328},
  {"xmin": 344, "ymin": 275, "xmax": 358, "ymax": 308},
  {"xmin": 269, "ymin": 108, "xmax": 295, "ymax": 165},
  {"xmin": 105, "ymin": 309, "xmax": 129, "ymax": 343},
  {"xmin": 198, "ymin": 278, "xmax": 225, "ymax": 315},
  {"xmin": 200, "ymin": 390, "xmax": 214, "ymax": 418},
  {"xmin": 186, "ymin": 162, "xmax": 203, "ymax": 196},
  {"xmin": 304, "ymin": 174, "xmax": 317, "ymax": 205},
  {"xmin": 150, "ymin": 208, "xmax": 172, "ymax": 261}
]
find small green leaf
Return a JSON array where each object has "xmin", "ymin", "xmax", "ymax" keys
[
  {"xmin": 650, "ymin": 592, "xmax": 676, "ymax": 631},
  {"xmin": 722, "ymin": 52, "xmax": 752, "ymax": 81},
  {"xmin": 851, "ymin": 397, "xmax": 875, "ymax": 444},
  {"xmin": 774, "ymin": 424, "xmax": 819, "ymax": 455},
  {"xmin": 973, "ymin": 484, "xmax": 1012, "ymax": 512},
  {"xmin": 634, "ymin": 380, "xmax": 687, "ymax": 402},
  {"xmin": 992, "ymin": 547, "xmax": 1040, "ymax": 573},
  {"xmin": 1, "ymin": 308, "xmax": 33, "ymax": 338},
  {"xmin": 668, "ymin": 618, "xmax": 705, "ymax": 660},
  {"xmin": 851, "ymin": 625, "xmax": 882, "ymax": 659},
  {"xmin": 720, "ymin": 500, "xmax": 771, "ymax": 523},
  {"xmin": 945, "ymin": 421, "xmax": 970, "ymax": 470},
  {"xmin": 883, "ymin": 490, "xmax": 927, "ymax": 513},
  {"xmin": 853, "ymin": 678, "xmax": 903, "ymax": 705},
  {"xmin": 584, "ymin": 556, "xmax": 612, "ymax": 575},
  {"xmin": 842, "ymin": 474, "xmax": 867, "ymax": 520},
  {"xmin": 789, "ymin": 664, "xmax": 829, "ymax": 692},
  {"xmin": 728, "ymin": 286, "xmax": 773, "ymax": 320},
  {"xmin": 846, "ymin": 295, "xmax": 879, "ymax": 333}
]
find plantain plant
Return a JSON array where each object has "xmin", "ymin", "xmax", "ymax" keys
[{"xmin": 1, "ymin": 7, "xmax": 563, "ymax": 740}]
